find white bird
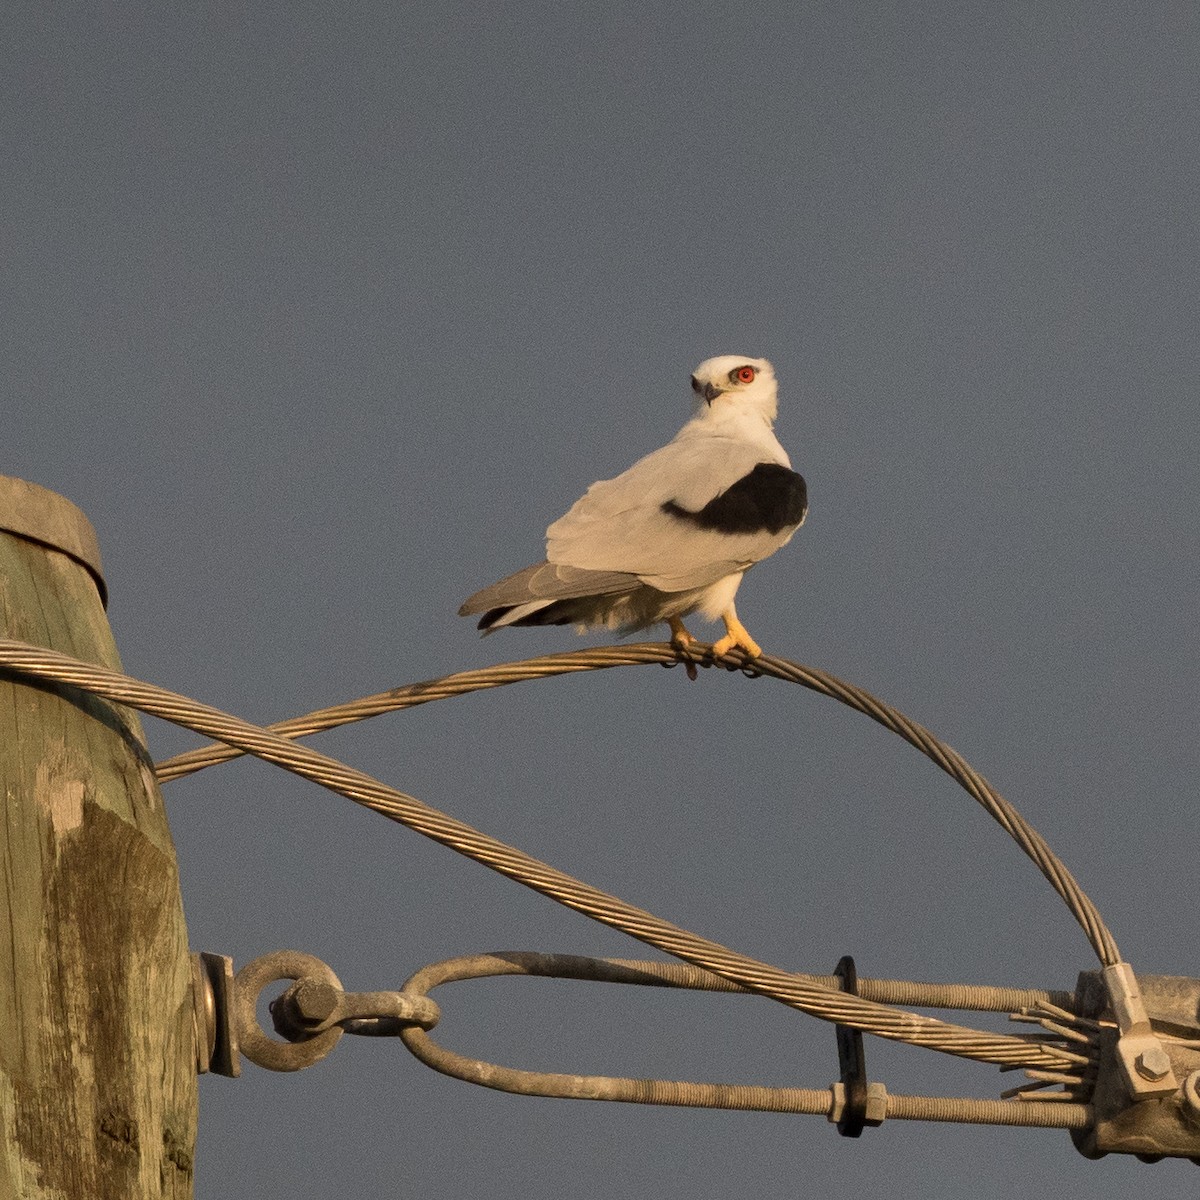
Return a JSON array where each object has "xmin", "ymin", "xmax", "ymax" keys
[{"xmin": 459, "ymin": 354, "xmax": 807, "ymax": 658}]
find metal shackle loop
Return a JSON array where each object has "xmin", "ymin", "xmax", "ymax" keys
[{"xmin": 234, "ymin": 950, "xmax": 345, "ymax": 1073}]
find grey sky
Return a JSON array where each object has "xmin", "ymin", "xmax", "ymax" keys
[{"xmin": 5, "ymin": 3, "xmax": 1199, "ymax": 1196}]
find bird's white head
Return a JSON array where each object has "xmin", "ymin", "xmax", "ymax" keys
[{"xmin": 689, "ymin": 355, "xmax": 778, "ymax": 424}]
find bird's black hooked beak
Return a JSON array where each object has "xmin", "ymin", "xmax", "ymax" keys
[{"xmin": 690, "ymin": 376, "xmax": 724, "ymax": 405}]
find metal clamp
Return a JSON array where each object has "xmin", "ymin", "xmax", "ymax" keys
[
  {"xmin": 1103, "ymin": 963, "xmax": 1178, "ymax": 1100},
  {"xmin": 193, "ymin": 949, "xmax": 440, "ymax": 1076},
  {"xmin": 1070, "ymin": 969, "xmax": 1200, "ymax": 1162},
  {"xmin": 829, "ymin": 956, "xmax": 886, "ymax": 1136}
]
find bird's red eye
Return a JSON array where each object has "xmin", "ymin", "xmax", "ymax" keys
[{"xmin": 732, "ymin": 365, "xmax": 756, "ymax": 385}]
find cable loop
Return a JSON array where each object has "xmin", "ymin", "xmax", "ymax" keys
[{"xmin": 396, "ymin": 950, "xmax": 1091, "ymax": 1129}]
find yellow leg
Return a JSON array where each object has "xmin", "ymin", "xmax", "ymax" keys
[
  {"xmin": 711, "ymin": 606, "xmax": 762, "ymax": 659},
  {"xmin": 668, "ymin": 616, "xmax": 697, "ymax": 648}
]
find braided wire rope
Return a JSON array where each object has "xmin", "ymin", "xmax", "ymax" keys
[
  {"xmin": 155, "ymin": 641, "xmax": 1120, "ymax": 967},
  {"xmin": 0, "ymin": 637, "xmax": 1084, "ymax": 1071}
]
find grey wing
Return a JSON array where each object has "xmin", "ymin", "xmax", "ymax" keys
[
  {"xmin": 546, "ymin": 437, "xmax": 801, "ymax": 592},
  {"xmin": 458, "ymin": 560, "xmax": 641, "ymax": 616}
]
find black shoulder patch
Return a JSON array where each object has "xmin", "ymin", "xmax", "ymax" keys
[{"xmin": 661, "ymin": 462, "xmax": 808, "ymax": 536}]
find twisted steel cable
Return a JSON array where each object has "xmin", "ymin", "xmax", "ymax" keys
[
  {"xmin": 154, "ymin": 641, "xmax": 1120, "ymax": 967},
  {"xmin": 0, "ymin": 636, "xmax": 1082, "ymax": 1071}
]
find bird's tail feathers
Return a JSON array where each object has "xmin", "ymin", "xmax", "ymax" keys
[
  {"xmin": 462, "ymin": 560, "xmax": 645, "ymax": 635},
  {"xmin": 477, "ymin": 597, "xmax": 580, "ymax": 632},
  {"xmin": 459, "ymin": 561, "xmax": 638, "ymax": 616}
]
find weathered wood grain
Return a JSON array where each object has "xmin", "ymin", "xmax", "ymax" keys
[{"xmin": 0, "ymin": 477, "xmax": 196, "ymax": 1198}]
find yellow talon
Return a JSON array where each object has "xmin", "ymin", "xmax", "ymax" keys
[{"xmin": 711, "ymin": 610, "xmax": 762, "ymax": 659}]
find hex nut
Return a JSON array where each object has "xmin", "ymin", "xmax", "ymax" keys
[
  {"xmin": 289, "ymin": 978, "xmax": 340, "ymax": 1023},
  {"xmin": 1134, "ymin": 1046, "xmax": 1173, "ymax": 1083}
]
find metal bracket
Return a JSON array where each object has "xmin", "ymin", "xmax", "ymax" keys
[
  {"xmin": 829, "ymin": 956, "xmax": 886, "ymax": 1135},
  {"xmin": 1103, "ymin": 962, "xmax": 1178, "ymax": 1100}
]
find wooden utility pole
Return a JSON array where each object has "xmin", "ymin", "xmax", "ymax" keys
[{"xmin": 0, "ymin": 476, "xmax": 196, "ymax": 1198}]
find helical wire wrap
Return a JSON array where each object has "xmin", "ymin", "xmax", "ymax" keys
[{"xmin": 397, "ymin": 952, "xmax": 1093, "ymax": 1127}]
